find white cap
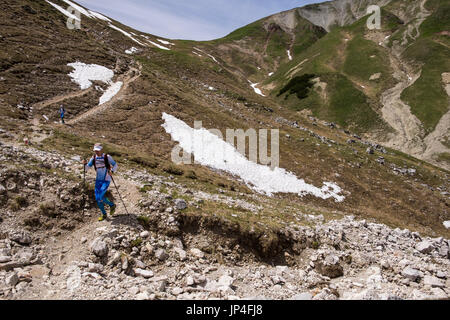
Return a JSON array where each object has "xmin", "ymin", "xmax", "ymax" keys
[{"xmin": 93, "ymin": 143, "xmax": 103, "ymax": 151}]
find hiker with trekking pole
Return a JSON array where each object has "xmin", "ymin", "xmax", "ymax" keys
[
  {"xmin": 82, "ymin": 143, "xmax": 120, "ymax": 221},
  {"xmin": 59, "ymin": 105, "xmax": 66, "ymax": 124}
]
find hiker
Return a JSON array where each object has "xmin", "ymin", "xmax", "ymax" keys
[
  {"xmin": 59, "ymin": 105, "xmax": 66, "ymax": 124},
  {"xmin": 82, "ymin": 143, "xmax": 118, "ymax": 221}
]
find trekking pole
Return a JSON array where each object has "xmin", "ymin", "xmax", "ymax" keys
[{"xmin": 110, "ymin": 175, "xmax": 130, "ymax": 215}]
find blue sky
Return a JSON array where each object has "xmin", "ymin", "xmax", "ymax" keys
[{"xmin": 76, "ymin": 0, "xmax": 323, "ymax": 40}]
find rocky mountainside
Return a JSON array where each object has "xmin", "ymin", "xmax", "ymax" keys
[{"xmin": 0, "ymin": 0, "xmax": 449, "ymax": 300}]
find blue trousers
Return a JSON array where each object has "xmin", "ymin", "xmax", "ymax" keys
[{"xmin": 95, "ymin": 180, "xmax": 114, "ymax": 215}]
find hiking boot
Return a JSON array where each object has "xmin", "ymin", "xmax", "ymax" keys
[
  {"xmin": 110, "ymin": 204, "xmax": 116, "ymax": 216},
  {"xmin": 98, "ymin": 214, "xmax": 107, "ymax": 222}
]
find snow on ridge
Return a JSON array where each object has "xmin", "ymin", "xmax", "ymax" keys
[
  {"xmin": 67, "ymin": 62, "xmax": 114, "ymax": 90},
  {"xmin": 125, "ymin": 47, "xmax": 138, "ymax": 54},
  {"xmin": 99, "ymin": 81, "xmax": 123, "ymax": 105},
  {"xmin": 287, "ymin": 50, "xmax": 293, "ymax": 61},
  {"xmin": 88, "ymin": 10, "xmax": 111, "ymax": 22},
  {"xmin": 108, "ymin": 24, "xmax": 146, "ymax": 46},
  {"xmin": 161, "ymin": 113, "xmax": 345, "ymax": 202},
  {"xmin": 193, "ymin": 47, "xmax": 219, "ymax": 64},
  {"xmin": 61, "ymin": 0, "xmax": 92, "ymax": 18},
  {"xmin": 248, "ymin": 81, "xmax": 265, "ymax": 97},
  {"xmin": 45, "ymin": 0, "xmax": 80, "ymax": 21},
  {"xmin": 157, "ymin": 39, "xmax": 175, "ymax": 46},
  {"xmin": 148, "ymin": 40, "xmax": 170, "ymax": 51}
]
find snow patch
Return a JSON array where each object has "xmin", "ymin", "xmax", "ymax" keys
[
  {"xmin": 61, "ymin": 0, "xmax": 92, "ymax": 18},
  {"xmin": 193, "ymin": 47, "xmax": 219, "ymax": 64},
  {"xmin": 157, "ymin": 39, "xmax": 175, "ymax": 46},
  {"xmin": 248, "ymin": 81, "xmax": 265, "ymax": 97},
  {"xmin": 125, "ymin": 47, "xmax": 138, "ymax": 54},
  {"xmin": 67, "ymin": 62, "xmax": 114, "ymax": 90},
  {"xmin": 148, "ymin": 40, "xmax": 170, "ymax": 51},
  {"xmin": 444, "ymin": 221, "xmax": 450, "ymax": 229},
  {"xmin": 88, "ymin": 10, "xmax": 111, "ymax": 22},
  {"xmin": 287, "ymin": 50, "xmax": 293, "ymax": 61},
  {"xmin": 161, "ymin": 113, "xmax": 344, "ymax": 202},
  {"xmin": 45, "ymin": 1, "xmax": 80, "ymax": 21},
  {"xmin": 99, "ymin": 81, "xmax": 123, "ymax": 105},
  {"xmin": 268, "ymin": 72, "xmax": 274, "ymax": 77},
  {"xmin": 108, "ymin": 24, "xmax": 146, "ymax": 46}
]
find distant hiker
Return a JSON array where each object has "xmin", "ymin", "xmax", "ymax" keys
[
  {"xmin": 59, "ymin": 105, "xmax": 66, "ymax": 124},
  {"xmin": 82, "ymin": 143, "xmax": 118, "ymax": 221}
]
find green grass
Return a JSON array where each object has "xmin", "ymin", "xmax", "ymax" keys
[
  {"xmin": 325, "ymin": 74, "xmax": 383, "ymax": 133},
  {"xmin": 395, "ymin": 1, "xmax": 450, "ymax": 133},
  {"xmin": 436, "ymin": 152, "xmax": 450, "ymax": 164},
  {"xmin": 402, "ymin": 40, "xmax": 449, "ymax": 133},
  {"xmin": 343, "ymin": 35, "xmax": 391, "ymax": 84}
]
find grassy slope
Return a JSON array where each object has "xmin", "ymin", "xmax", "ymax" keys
[
  {"xmin": 400, "ymin": 0, "xmax": 450, "ymax": 133},
  {"xmin": 267, "ymin": 12, "xmax": 401, "ymax": 134}
]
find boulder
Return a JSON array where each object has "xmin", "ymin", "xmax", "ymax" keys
[
  {"xmin": 174, "ymin": 199, "xmax": 187, "ymax": 210},
  {"xmin": 173, "ymin": 247, "xmax": 187, "ymax": 261},
  {"xmin": 9, "ymin": 231, "xmax": 32, "ymax": 245},
  {"xmin": 134, "ymin": 268, "xmax": 154, "ymax": 278},
  {"xmin": 315, "ymin": 255, "xmax": 343, "ymax": 278},
  {"xmin": 155, "ymin": 248, "xmax": 168, "ymax": 261},
  {"xmin": 190, "ymin": 248, "xmax": 205, "ymax": 259},
  {"xmin": 0, "ymin": 256, "xmax": 12, "ymax": 263},
  {"xmin": 423, "ymin": 275, "xmax": 445, "ymax": 288},
  {"xmin": 401, "ymin": 266, "xmax": 422, "ymax": 282},
  {"xmin": 5, "ymin": 272, "xmax": 19, "ymax": 287},
  {"xmin": 415, "ymin": 241, "xmax": 434, "ymax": 254},
  {"xmin": 369, "ymin": 73, "xmax": 382, "ymax": 81},
  {"xmin": 90, "ymin": 238, "xmax": 109, "ymax": 257}
]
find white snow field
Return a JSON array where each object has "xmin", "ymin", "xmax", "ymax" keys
[
  {"xmin": 99, "ymin": 81, "xmax": 123, "ymax": 105},
  {"xmin": 67, "ymin": 62, "xmax": 114, "ymax": 90},
  {"xmin": 248, "ymin": 81, "xmax": 265, "ymax": 97},
  {"xmin": 45, "ymin": 1, "xmax": 80, "ymax": 21},
  {"xmin": 161, "ymin": 113, "xmax": 345, "ymax": 202}
]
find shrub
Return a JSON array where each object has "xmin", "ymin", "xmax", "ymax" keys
[
  {"xmin": 185, "ymin": 170, "xmax": 197, "ymax": 179},
  {"xmin": 130, "ymin": 156, "xmax": 158, "ymax": 169},
  {"xmin": 278, "ymin": 74, "xmax": 316, "ymax": 100},
  {"xmin": 137, "ymin": 215, "xmax": 150, "ymax": 228},
  {"xmin": 163, "ymin": 164, "xmax": 184, "ymax": 176},
  {"xmin": 39, "ymin": 201, "xmax": 57, "ymax": 217},
  {"xmin": 131, "ymin": 238, "xmax": 143, "ymax": 247},
  {"xmin": 15, "ymin": 196, "xmax": 28, "ymax": 208}
]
